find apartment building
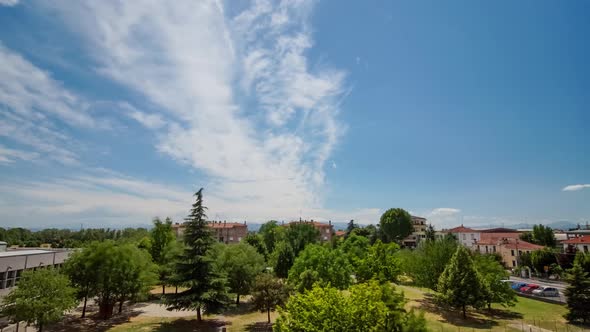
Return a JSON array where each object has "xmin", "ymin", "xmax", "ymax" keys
[
  {"xmin": 172, "ymin": 221, "xmax": 248, "ymax": 244},
  {"xmin": 402, "ymin": 215, "xmax": 428, "ymax": 248},
  {"xmin": 285, "ymin": 220, "xmax": 334, "ymax": 242}
]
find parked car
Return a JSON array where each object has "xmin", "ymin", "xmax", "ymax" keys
[
  {"xmin": 532, "ymin": 286, "xmax": 559, "ymax": 297},
  {"xmin": 511, "ymin": 282, "xmax": 528, "ymax": 291},
  {"xmin": 520, "ymin": 284, "xmax": 540, "ymax": 294}
]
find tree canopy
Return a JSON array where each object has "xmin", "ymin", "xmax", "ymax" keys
[
  {"xmin": 437, "ymin": 246, "xmax": 487, "ymax": 318},
  {"xmin": 564, "ymin": 263, "xmax": 590, "ymax": 324},
  {"xmin": 379, "ymin": 208, "xmax": 413, "ymax": 243},
  {"xmin": 288, "ymin": 244, "xmax": 352, "ymax": 292},
  {"xmin": 275, "ymin": 281, "xmax": 426, "ymax": 332},
  {"xmin": 473, "ymin": 254, "xmax": 516, "ymax": 309},
  {"xmin": 356, "ymin": 240, "xmax": 401, "ymax": 283},
  {"xmin": 213, "ymin": 242, "xmax": 265, "ymax": 305},
  {"xmin": 400, "ymin": 234, "xmax": 458, "ymax": 290},
  {"xmin": 164, "ymin": 188, "xmax": 229, "ymax": 322},
  {"xmin": 251, "ymin": 273, "xmax": 291, "ymax": 323},
  {"xmin": 1, "ymin": 269, "xmax": 77, "ymax": 332}
]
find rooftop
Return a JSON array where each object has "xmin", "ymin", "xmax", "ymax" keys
[
  {"xmin": 208, "ymin": 222, "xmax": 247, "ymax": 229},
  {"xmin": 563, "ymin": 235, "xmax": 590, "ymax": 244},
  {"xmin": 447, "ymin": 225, "xmax": 476, "ymax": 233},
  {"xmin": 286, "ymin": 220, "xmax": 332, "ymax": 228},
  {"xmin": 0, "ymin": 249, "xmax": 55, "ymax": 258},
  {"xmin": 503, "ymin": 240, "xmax": 544, "ymax": 250}
]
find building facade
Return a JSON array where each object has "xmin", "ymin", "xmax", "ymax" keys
[
  {"xmin": 286, "ymin": 220, "xmax": 334, "ymax": 242},
  {"xmin": 172, "ymin": 221, "xmax": 248, "ymax": 244},
  {"xmin": 0, "ymin": 248, "xmax": 71, "ymax": 297},
  {"xmin": 562, "ymin": 235, "xmax": 590, "ymax": 254},
  {"xmin": 445, "ymin": 225, "xmax": 481, "ymax": 247},
  {"xmin": 474, "ymin": 237, "xmax": 543, "ymax": 268},
  {"xmin": 402, "ymin": 216, "xmax": 428, "ymax": 248}
]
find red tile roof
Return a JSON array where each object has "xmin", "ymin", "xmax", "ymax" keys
[
  {"xmin": 447, "ymin": 225, "xmax": 476, "ymax": 233},
  {"xmin": 503, "ymin": 240, "xmax": 544, "ymax": 250},
  {"xmin": 563, "ymin": 235, "xmax": 590, "ymax": 244},
  {"xmin": 479, "ymin": 228, "xmax": 519, "ymax": 233},
  {"xmin": 335, "ymin": 230, "xmax": 346, "ymax": 237}
]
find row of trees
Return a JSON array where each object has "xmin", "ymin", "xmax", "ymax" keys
[{"xmin": 0, "ymin": 226, "xmax": 150, "ymax": 248}]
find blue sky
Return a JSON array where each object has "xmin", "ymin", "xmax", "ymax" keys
[{"xmin": 0, "ymin": 0, "xmax": 588, "ymax": 228}]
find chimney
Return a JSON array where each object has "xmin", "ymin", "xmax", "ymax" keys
[
  {"xmin": 329, "ymin": 220, "xmax": 332, "ymax": 226},
  {"xmin": 244, "ymin": 220, "xmax": 246, "ymax": 225}
]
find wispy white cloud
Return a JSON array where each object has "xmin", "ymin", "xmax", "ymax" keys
[
  {"xmin": 562, "ymin": 184, "xmax": 590, "ymax": 192},
  {"xmin": 0, "ymin": 43, "xmax": 102, "ymax": 165},
  {"xmin": 424, "ymin": 207, "xmax": 462, "ymax": 227},
  {"xmin": 0, "ymin": 145, "xmax": 39, "ymax": 164},
  {"xmin": 43, "ymin": 0, "xmax": 349, "ymax": 222},
  {"xmin": 0, "ymin": 0, "xmax": 18, "ymax": 7}
]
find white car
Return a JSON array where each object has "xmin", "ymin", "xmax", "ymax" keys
[{"xmin": 532, "ymin": 286, "xmax": 559, "ymax": 297}]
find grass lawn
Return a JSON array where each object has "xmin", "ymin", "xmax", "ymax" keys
[{"xmin": 398, "ymin": 285, "xmax": 587, "ymax": 332}]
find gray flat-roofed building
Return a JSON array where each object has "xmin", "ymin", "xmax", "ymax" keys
[{"xmin": 0, "ymin": 249, "xmax": 72, "ymax": 297}]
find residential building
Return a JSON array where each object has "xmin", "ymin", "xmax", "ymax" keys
[
  {"xmin": 402, "ymin": 216, "xmax": 428, "ymax": 248},
  {"xmin": 474, "ymin": 237, "xmax": 543, "ymax": 268},
  {"xmin": 172, "ymin": 221, "xmax": 248, "ymax": 244},
  {"xmin": 0, "ymin": 247, "xmax": 71, "ymax": 297},
  {"xmin": 285, "ymin": 220, "xmax": 334, "ymax": 242},
  {"xmin": 445, "ymin": 225, "xmax": 481, "ymax": 247},
  {"xmin": 562, "ymin": 235, "xmax": 590, "ymax": 254}
]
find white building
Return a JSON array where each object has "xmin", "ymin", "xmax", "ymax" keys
[
  {"xmin": 445, "ymin": 225, "xmax": 481, "ymax": 247},
  {"xmin": 563, "ymin": 235, "xmax": 590, "ymax": 254},
  {"xmin": 0, "ymin": 248, "xmax": 71, "ymax": 297}
]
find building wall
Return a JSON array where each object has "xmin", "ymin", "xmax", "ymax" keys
[
  {"xmin": 212, "ymin": 226, "xmax": 248, "ymax": 244},
  {"xmin": 0, "ymin": 250, "xmax": 71, "ymax": 297},
  {"xmin": 454, "ymin": 231, "xmax": 481, "ymax": 247},
  {"xmin": 563, "ymin": 243, "xmax": 590, "ymax": 253}
]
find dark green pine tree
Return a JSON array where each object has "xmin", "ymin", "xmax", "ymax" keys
[
  {"xmin": 564, "ymin": 263, "xmax": 590, "ymax": 324},
  {"xmin": 164, "ymin": 188, "xmax": 229, "ymax": 322}
]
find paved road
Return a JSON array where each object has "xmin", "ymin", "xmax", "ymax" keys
[{"xmin": 509, "ymin": 276, "xmax": 567, "ymax": 303}]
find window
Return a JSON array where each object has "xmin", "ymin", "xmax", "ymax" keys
[
  {"xmin": 229, "ymin": 236, "xmax": 234, "ymax": 241},
  {"xmin": 518, "ymin": 250, "xmax": 522, "ymax": 256},
  {"xmin": 485, "ymin": 246, "xmax": 489, "ymax": 253},
  {"xmin": 512, "ymin": 261, "xmax": 516, "ymax": 267},
  {"xmin": 325, "ymin": 229, "xmax": 330, "ymax": 234},
  {"xmin": 511, "ymin": 250, "xmax": 515, "ymax": 256},
  {"xmin": 470, "ymin": 234, "xmax": 474, "ymax": 240},
  {"xmin": 584, "ymin": 245, "xmax": 589, "ymax": 253},
  {"xmin": 323, "ymin": 236, "xmax": 328, "ymax": 240},
  {"xmin": 493, "ymin": 246, "xmax": 496, "ymax": 253},
  {"xmin": 462, "ymin": 234, "xmax": 466, "ymax": 240}
]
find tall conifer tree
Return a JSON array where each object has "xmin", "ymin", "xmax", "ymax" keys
[{"xmin": 165, "ymin": 188, "xmax": 229, "ymax": 321}]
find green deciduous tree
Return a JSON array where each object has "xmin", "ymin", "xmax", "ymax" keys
[
  {"xmin": 424, "ymin": 224, "xmax": 436, "ymax": 241},
  {"xmin": 285, "ymin": 223, "xmax": 320, "ymax": 255},
  {"xmin": 164, "ymin": 188, "xmax": 229, "ymax": 322},
  {"xmin": 437, "ymin": 246, "xmax": 487, "ymax": 318},
  {"xmin": 356, "ymin": 240, "xmax": 401, "ymax": 283},
  {"xmin": 401, "ymin": 235, "xmax": 458, "ymax": 290},
  {"xmin": 67, "ymin": 241, "xmax": 157, "ymax": 319},
  {"xmin": 259, "ymin": 220, "xmax": 284, "ymax": 254},
  {"xmin": 213, "ymin": 242, "xmax": 265, "ymax": 305},
  {"xmin": 244, "ymin": 233, "xmax": 268, "ymax": 259},
  {"xmin": 1, "ymin": 269, "xmax": 77, "ymax": 332},
  {"xmin": 473, "ymin": 254, "xmax": 516, "ymax": 310},
  {"xmin": 564, "ymin": 263, "xmax": 590, "ymax": 324},
  {"xmin": 149, "ymin": 217, "xmax": 178, "ymax": 294},
  {"xmin": 273, "ymin": 240, "xmax": 295, "ymax": 278},
  {"xmin": 288, "ymin": 244, "xmax": 352, "ymax": 292},
  {"xmin": 340, "ymin": 233, "xmax": 370, "ymax": 270},
  {"xmin": 274, "ymin": 281, "xmax": 426, "ymax": 332},
  {"xmin": 379, "ymin": 208, "xmax": 413, "ymax": 243},
  {"xmin": 251, "ymin": 273, "xmax": 291, "ymax": 323},
  {"xmin": 520, "ymin": 225, "xmax": 556, "ymax": 247},
  {"xmin": 63, "ymin": 249, "xmax": 95, "ymax": 318}
]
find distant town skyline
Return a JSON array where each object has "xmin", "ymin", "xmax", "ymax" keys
[{"xmin": 0, "ymin": 1, "xmax": 588, "ymax": 228}]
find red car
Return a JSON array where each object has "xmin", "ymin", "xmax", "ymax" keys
[{"xmin": 520, "ymin": 284, "xmax": 540, "ymax": 294}]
